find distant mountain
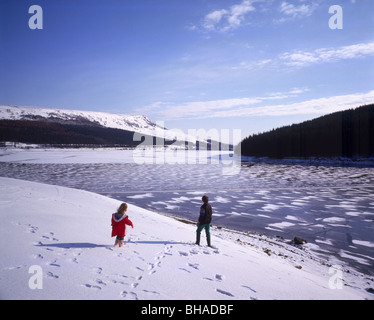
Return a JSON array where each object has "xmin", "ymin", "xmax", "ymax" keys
[
  {"xmin": 0, "ymin": 105, "xmax": 199, "ymax": 147},
  {"xmin": 236, "ymin": 103, "xmax": 374, "ymax": 159}
]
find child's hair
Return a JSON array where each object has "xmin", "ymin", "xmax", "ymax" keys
[
  {"xmin": 202, "ymin": 195, "xmax": 209, "ymax": 204},
  {"xmin": 117, "ymin": 203, "xmax": 128, "ymax": 214}
]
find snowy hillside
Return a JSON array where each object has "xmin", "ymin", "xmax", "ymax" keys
[
  {"xmin": 0, "ymin": 177, "xmax": 372, "ymax": 300},
  {"xmin": 0, "ymin": 105, "xmax": 194, "ymax": 143}
]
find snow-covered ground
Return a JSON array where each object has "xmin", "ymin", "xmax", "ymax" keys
[{"xmin": 0, "ymin": 177, "xmax": 373, "ymax": 300}]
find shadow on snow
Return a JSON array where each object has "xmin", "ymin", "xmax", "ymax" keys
[{"xmin": 35, "ymin": 240, "xmax": 188, "ymax": 249}]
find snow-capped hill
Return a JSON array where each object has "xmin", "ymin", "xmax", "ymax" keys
[
  {"xmin": 1, "ymin": 105, "xmax": 155, "ymax": 132},
  {"xmin": 0, "ymin": 105, "xmax": 194, "ymax": 143}
]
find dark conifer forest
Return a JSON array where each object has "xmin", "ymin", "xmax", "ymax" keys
[
  {"xmin": 236, "ymin": 104, "xmax": 374, "ymax": 159},
  {"xmin": 0, "ymin": 120, "xmax": 156, "ymax": 147},
  {"xmin": 0, "ymin": 120, "xmax": 221, "ymax": 149}
]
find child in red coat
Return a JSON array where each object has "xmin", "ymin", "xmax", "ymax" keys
[{"xmin": 111, "ymin": 203, "xmax": 134, "ymax": 247}]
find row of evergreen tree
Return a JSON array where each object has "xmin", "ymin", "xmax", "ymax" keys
[
  {"xmin": 0, "ymin": 120, "xmax": 228, "ymax": 150},
  {"xmin": 0, "ymin": 120, "xmax": 151, "ymax": 147},
  {"xmin": 236, "ymin": 104, "xmax": 374, "ymax": 159}
]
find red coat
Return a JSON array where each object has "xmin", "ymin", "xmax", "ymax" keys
[{"xmin": 111, "ymin": 214, "xmax": 133, "ymax": 238}]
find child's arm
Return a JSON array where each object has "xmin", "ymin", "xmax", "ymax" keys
[{"xmin": 125, "ymin": 218, "xmax": 134, "ymax": 228}]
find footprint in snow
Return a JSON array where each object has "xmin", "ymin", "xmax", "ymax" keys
[
  {"xmin": 120, "ymin": 290, "xmax": 138, "ymax": 300},
  {"xmin": 142, "ymin": 289, "xmax": 160, "ymax": 296},
  {"xmin": 82, "ymin": 278, "xmax": 106, "ymax": 290},
  {"xmin": 242, "ymin": 285, "xmax": 257, "ymax": 293},
  {"xmin": 179, "ymin": 268, "xmax": 192, "ymax": 274},
  {"xmin": 46, "ymin": 271, "xmax": 59, "ymax": 279},
  {"xmin": 5, "ymin": 265, "xmax": 27, "ymax": 271},
  {"xmin": 203, "ymin": 277, "xmax": 214, "ymax": 281},
  {"xmin": 83, "ymin": 284, "xmax": 101, "ymax": 290},
  {"xmin": 95, "ymin": 279, "xmax": 106, "ymax": 286},
  {"xmin": 215, "ymin": 274, "xmax": 224, "ymax": 281},
  {"xmin": 42, "ymin": 232, "xmax": 59, "ymax": 242},
  {"xmin": 131, "ymin": 275, "xmax": 143, "ymax": 288},
  {"xmin": 188, "ymin": 263, "xmax": 199, "ymax": 270},
  {"xmin": 94, "ymin": 267, "xmax": 103, "ymax": 275},
  {"xmin": 25, "ymin": 224, "xmax": 38, "ymax": 234},
  {"xmin": 189, "ymin": 248, "xmax": 199, "ymax": 255},
  {"xmin": 216, "ymin": 288, "xmax": 234, "ymax": 297},
  {"xmin": 49, "ymin": 260, "xmax": 61, "ymax": 267},
  {"xmin": 33, "ymin": 253, "xmax": 44, "ymax": 260}
]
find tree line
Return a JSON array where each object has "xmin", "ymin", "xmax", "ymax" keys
[
  {"xmin": 0, "ymin": 119, "xmax": 228, "ymax": 150},
  {"xmin": 236, "ymin": 104, "xmax": 374, "ymax": 159},
  {"xmin": 0, "ymin": 120, "xmax": 153, "ymax": 147}
]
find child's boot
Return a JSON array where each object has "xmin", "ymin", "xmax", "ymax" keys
[
  {"xmin": 207, "ymin": 236, "xmax": 211, "ymax": 247},
  {"xmin": 195, "ymin": 233, "xmax": 201, "ymax": 245}
]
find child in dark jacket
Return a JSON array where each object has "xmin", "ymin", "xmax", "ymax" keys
[
  {"xmin": 196, "ymin": 195, "xmax": 212, "ymax": 247},
  {"xmin": 111, "ymin": 203, "xmax": 134, "ymax": 247}
]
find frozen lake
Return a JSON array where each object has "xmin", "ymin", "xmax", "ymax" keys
[{"xmin": 1, "ymin": 148, "xmax": 373, "ymax": 276}]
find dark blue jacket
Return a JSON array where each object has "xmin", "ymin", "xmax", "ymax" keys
[{"xmin": 198, "ymin": 203, "xmax": 212, "ymax": 225}]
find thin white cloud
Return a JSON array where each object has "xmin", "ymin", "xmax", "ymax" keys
[
  {"xmin": 203, "ymin": 9, "xmax": 228, "ymax": 31},
  {"xmin": 234, "ymin": 58, "xmax": 273, "ymax": 70},
  {"xmin": 210, "ymin": 90, "xmax": 374, "ymax": 118},
  {"xmin": 137, "ymin": 90, "xmax": 374, "ymax": 121},
  {"xmin": 199, "ymin": 0, "xmax": 319, "ymax": 31},
  {"xmin": 202, "ymin": 0, "xmax": 256, "ymax": 32},
  {"xmin": 279, "ymin": 1, "xmax": 317, "ymax": 18},
  {"xmin": 226, "ymin": 1, "xmax": 256, "ymax": 29},
  {"xmin": 139, "ymin": 97, "xmax": 262, "ymax": 120},
  {"xmin": 280, "ymin": 42, "xmax": 374, "ymax": 67},
  {"xmin": 235, "ymin": 42, "xmax": 374, "ymax": 70},
  {"xmin": 138, "ymin": 88, "xmax": 309, "ymax": 120}
]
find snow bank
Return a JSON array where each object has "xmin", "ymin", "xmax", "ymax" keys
[{"xmin": 0, "ymin": 177, "xmax": 372, "ymax": 300}]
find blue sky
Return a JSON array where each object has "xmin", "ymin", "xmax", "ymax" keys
[{"xmin": 1, "ymin": 0, "xmax": 373, "ymax": 141}]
